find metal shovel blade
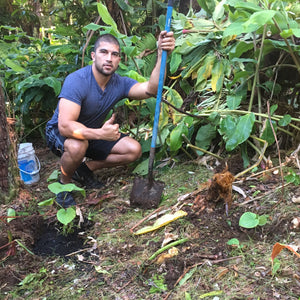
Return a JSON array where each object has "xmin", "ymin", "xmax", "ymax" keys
[{"xmin": 129, "ymin": 177, "xmax": 165, "ymax": 209}]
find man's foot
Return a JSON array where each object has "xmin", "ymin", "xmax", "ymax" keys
[
  {"xmin": 72, "ymin": 162, "xmax": 104, "ymax": 189},
  {"xmin": 56, "ymin": 191, "xmax": 76, "ymax": 208}
]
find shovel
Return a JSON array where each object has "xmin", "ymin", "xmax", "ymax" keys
[{"xmin": 130, "ymin": 0, "xmax": 174, "ymax": 209}]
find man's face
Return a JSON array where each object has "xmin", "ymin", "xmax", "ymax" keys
[{"xmin": 91, "ymin": 42, "xmax": 121, "ymax": 76}]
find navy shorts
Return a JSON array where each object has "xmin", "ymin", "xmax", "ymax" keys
[{"xmin": 45, "ymin": 125, "xmax": 127, "ymax": 161}]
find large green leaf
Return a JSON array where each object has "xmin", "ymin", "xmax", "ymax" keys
[
  {"xmin": 196, "ymin": 0, "xmax": 216, "ymax": 16},
  {"xmin": 97, "ymin": 2, "xmax": 118, "ymax": 32},
  {"xmin": 170, "ymin": 122, "xmax": 188, "ymax": 152},
  {"xmin": 227, "ymin": 0, "xmax": 262, "ymax": 13},
  {"xmin": 223, "ymin": 21, "xmax": 245, "ymax": 37},
  {"xmin": 239, "ymin": 212, "xmax": 259, "ymax": 229},
  {"xmin": 4, "ymin": 58, "xmax": 26, "ymax": 73},
  {"xmin": 83, "ymin": 23, "xmax": 101, "ymax": 31},
  {"xmin": 278, "ymin": 114, "xmax": 291, "ymax": 127},
  {"xmin": 195, "ymin": 124, "xmax": 217, "ymax": 155},
  {"xmin": 242, "ymin": 10, "xmax": 277, "ymax": 33},
  {"xmin": 280, "ymin": 28, "xmax": 300, "ymax": 39},
  {"xmin": 44, "ymin": 77, "xmax": 61, "ymax": 96},
  {"xmin": 261, "ymin": 120, "xmax": 277, "ymax": 145},
  {"xmin": 226, "ymin": 94, "xmax": 242, "ymax": 110},
  {"xmin": 57, "ymin": 207, "xmax": 76, "ymax": 225},
  {"xmin": 228, "ymin": 41, "xmax": 254, "ymax": 59},
  {"xmin": 225, "ymin": 113, "xmax": 255, "ymax": 151},
  {"xmin": 133, "ymin": 158, "xmax": 149, "ymax": 175},
  {"xmin": 213, "ymin": 0, "xmax": 226, "ymax": 21},
  {"xmin": 48, "ymin": 182, "xmax": 86, "ymax": 197},
  {"xmin": 170, "ymin": 52, "xmax": 182, "ymax": 74},
  {"xmin": 115, "ymin": 0, "xmax": 134, "ymax": 13}
]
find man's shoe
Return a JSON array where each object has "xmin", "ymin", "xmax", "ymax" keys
[
  {"xmin": 56, "ymin": 191, "xmax": 76, "ymax": 208},
  {"xmin": 72, "ymin": 162, "xmax": 104, "ymax": 189}
]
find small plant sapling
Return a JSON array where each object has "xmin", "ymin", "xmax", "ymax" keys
[
  {"xmin": 38, "ymin": 170, "xmax": 86, "ymax": 227},
  {"xmin": 239, "ymin": 212, "xmax": 269, "ymax": 229}
]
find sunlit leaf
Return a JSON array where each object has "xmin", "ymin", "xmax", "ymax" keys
[
  {"xmin": 227, "ymin": 238, "xmax": 240, "ymax": 246},
  {"xmin": 199, "ymin": 290, "xmax": 224, "ymax": 298},
  {"xmin": 7, "ymin": 208, "xmax": 16, "ymax": 223},
  {"xmin": 227, "ymin": 0, "xmax": 262, "ymax": 12},
  {"xmin": 197, "ymin": 0, "xmax": 216, "ymax": 16},
  {"xmin": 94, "ymin": 265, "xmax": 111, "ymax": 275},
  {"xmin": 134, "ymin": 210, "xmax": 187, "ymax": 235},
  {"xmin": 239, "ymin": 212, "xmax": 259, "ymax": 228},
  {"xmin": 4, "ymin": 58, "xmax": 26, "ymax": 73},
  {"xmin": 38, "ymin": 198, "xmax": 55, "ymax": 206},
  {"xmin": 97, "ymin": 2, "xmax": 118, "ymax": 31},
  {"xmin": 243, "ymin": 10, "xmax": 277, "ymax": 33}
]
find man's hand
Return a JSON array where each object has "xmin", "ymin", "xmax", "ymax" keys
[
  {"xmin": 157, "ymin": 30, "xmax": 175, "ymax": 54},
  {"xmin": 127, "ymin": 31, "xmax": 176, "ymax": 100},
  {"xmin": 100, "ymin": 114, "xmax": 121, "ymax": 141}
]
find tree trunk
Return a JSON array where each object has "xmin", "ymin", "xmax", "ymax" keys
[
  {"xmin": 0, "ymin": 84, "xmax": 9, "ymax": 195},
  {"xmin": 0, "ymin": 85, "xmax": 18, "ymax": 203}
]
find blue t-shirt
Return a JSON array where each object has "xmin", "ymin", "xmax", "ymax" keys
[{"xmin": 47, "ymin": 65, "xmax": 137, "ymax": 128}]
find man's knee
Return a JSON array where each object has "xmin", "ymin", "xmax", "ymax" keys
[
  {"xmin": 131, "ymin": 142, "xmax": 142, "ymax": 161},
  {"xmin": 116, "ymin": 137, "xmax": 142, "ymax": 162},
  {"xmin": 64, "ymin": 138, "xmax": 88, "ymax": 158}
]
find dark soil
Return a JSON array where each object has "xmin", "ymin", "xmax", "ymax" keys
[{"xmin": 1, "ymin": 142, "xmax": 300, "ymax": 299}]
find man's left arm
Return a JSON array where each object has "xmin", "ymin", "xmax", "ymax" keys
[{"xmin": 128, "ymin": 31, "xmax": 175, "ymax": 100}]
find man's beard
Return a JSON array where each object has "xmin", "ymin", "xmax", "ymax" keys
[{"xmin": 95, "ymin": 63, "xmax": 115, "ymax": 77}]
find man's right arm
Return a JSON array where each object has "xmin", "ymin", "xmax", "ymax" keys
[{"xmin": 58, "ymin": 98, "xmax": 120, "ymax": 141}]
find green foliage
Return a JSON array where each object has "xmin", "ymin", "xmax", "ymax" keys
[
  {"xmin": 7, "ymin": 208, "xmax": 16, "ymax": 223},
  {"xmin": 2, "ymin": 0, "xmax": 300, "ymax": 172},
  {"xmin": 284, "ymin": 169, "xmax": 300, "ymax": 185},
  {"xmin": 0, "ymin": 25, "xmax": 80, "ymax": 139},
  {"xmin": 147, "ymin": 274, "xmax": 167, "ymax": 293},
  {"xmin": 227, "ymin": 238, "xmax": 240, "ymax": 247},
  {"xmin": 271, "ymin": 257, "xmax": 281, "ymax": 276}
]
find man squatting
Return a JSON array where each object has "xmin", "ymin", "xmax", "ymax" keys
[{"xmin": 45, "ymin": 31, "xmax": 175, "ymax": 207}]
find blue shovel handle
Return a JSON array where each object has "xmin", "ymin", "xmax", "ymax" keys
[{"xmin": 149, "ymin": 0, "xmax": 174, "ymax": 179}]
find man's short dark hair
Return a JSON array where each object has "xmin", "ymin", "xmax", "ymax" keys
[{"xmin": 94, "ymin": 34, "xmax": 120, "ymax": 52}]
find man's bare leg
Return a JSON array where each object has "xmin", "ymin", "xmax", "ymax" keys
[{"xmin": 60, "ymin": 138, "xmax": 88, "ymax": 184}]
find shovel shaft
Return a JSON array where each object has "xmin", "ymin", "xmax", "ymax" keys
[{"xmin": 149, "ymin": 1, "xmax": 173, "ymax": 176}]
